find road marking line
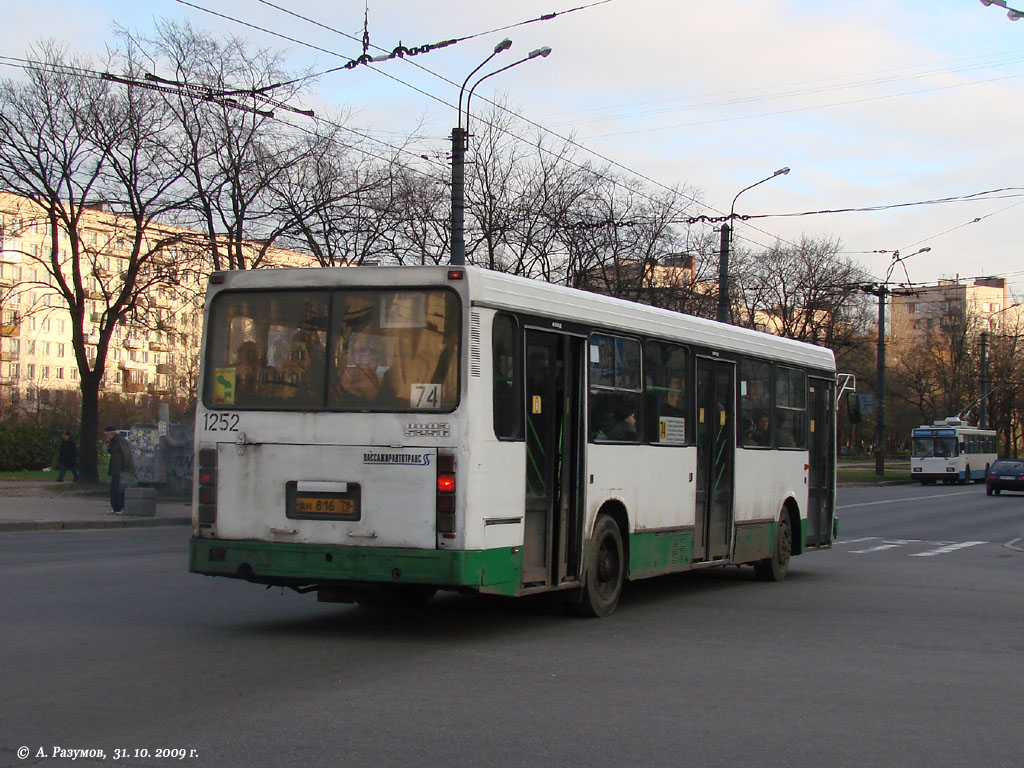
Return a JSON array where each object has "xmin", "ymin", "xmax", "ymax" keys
[
  {"xmin": 910, "ymin": 541, "xmax": 987, "ymax": 557},
  {"xmin": 835, "ymin": 537, "xmax": 879, "ymax": 545},
  {"xmin": 849, "ymin": 543, "xmax": 905, "ymax": 553},
  {"xmin": 837, "ymin": 490, "xmax": 977, "ymax": 510}
]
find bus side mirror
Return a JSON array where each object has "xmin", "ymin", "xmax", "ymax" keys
[{"xmin": 847, "ymin": 393, "xmax": 861, "ymax": 423}]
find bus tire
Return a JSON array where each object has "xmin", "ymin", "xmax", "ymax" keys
[
  {"xmin": 754, "ymin": 510, "xmax": 792, "ymax": 582},
  {"xmin": 573, "ymin": 514, "xmax": 624, "ymax": 618}
]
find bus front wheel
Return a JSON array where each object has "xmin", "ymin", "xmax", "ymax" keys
[
  {"xmin": 755, "ymin": 511, "xmax": 792, "ymax": 582},
  {"xmin": 572, "ymin": 514, "xmax": 624, "ymax": 618}
]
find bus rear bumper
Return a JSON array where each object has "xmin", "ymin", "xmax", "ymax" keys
[
  {"xmin": 189, "ymin": 537, "xmax": 522, "ymax": 596},
  {"xmin": 912, "ymin": 471, "xmax": 961, "ymax": 483}
]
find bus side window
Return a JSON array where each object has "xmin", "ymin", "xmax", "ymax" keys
[
  {"xmin": 589, "ymin": 334, "xmax": 641, "ymax": 443},
  {"xmin": 775, "ymin": 366, "xmax": 806, "ymax": 449},
  {"xmin": 644, "ymin": 340, "xmax": 688, "ymax": 444},
  {"xmin": 738, "ymin": 359, "xmax": 772, "ymax": 448},
  {"xmin": 492, "ymin": 314, "xmax": 521, "ymax": 440}
]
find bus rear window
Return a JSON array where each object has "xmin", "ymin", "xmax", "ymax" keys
[{"xmin": 204, "ymin": 288, "xmax": 460, "ymax": 412}]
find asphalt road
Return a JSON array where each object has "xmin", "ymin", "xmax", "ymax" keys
[{"xmin": 1, "ymin": 484, "xmax": 1022, "ymax": 768}]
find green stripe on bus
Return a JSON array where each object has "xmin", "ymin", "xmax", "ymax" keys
[
  {"xmin": 628, "ymin": 529, "xmax": 694, "ymax": 578},
  {"xmin": 190, "ymin": 538, "xmax": 523, "ymax": 596}
]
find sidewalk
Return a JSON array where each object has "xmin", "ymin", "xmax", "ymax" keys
[{"xmin": 0, "ymin": 480, "xmax": 191, "ymax": 533}]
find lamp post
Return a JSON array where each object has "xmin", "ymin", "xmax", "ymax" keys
[
  {"xmin": 863, "ymin": 246, "xmax": 931, "ymax": 477},
  {"xmin": 980, "ymin": 0, "xmax": 1024, "ymax": 20},
  {"xmin": 450, "ymin": 41, "xmax": 552, "ymax": 266},
  {"xmin": 717, "ymin": 167, "xmax": 790, "ymax": 324}
]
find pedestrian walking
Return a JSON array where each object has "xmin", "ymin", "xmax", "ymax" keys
[
  {"xmin": 56, "ymin": 430, "xmax": 79, "ymax": 482},
  {"xmin": 104, "ymin": 426, "xmax": 134, "ymax": 514}
]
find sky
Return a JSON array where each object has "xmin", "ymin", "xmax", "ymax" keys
[{"xmin": 2, "ymin": 0, "xmax": 1023, "ymax": 293}]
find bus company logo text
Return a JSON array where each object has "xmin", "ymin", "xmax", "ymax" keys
[
  {"xmin": 363, "ymin": 452, "xmax": 432, "ymax": 466},
  {"xmin": 404, "ymin": 422, "xmax": 450, "ymax": 437}
]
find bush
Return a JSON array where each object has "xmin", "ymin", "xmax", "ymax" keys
[{"xmin": 0, "ymin": 424, "xmax": 59, "ymax": 471}]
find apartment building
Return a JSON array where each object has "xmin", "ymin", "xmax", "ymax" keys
[
  {"xmin": 0, "ymin": 191, "xmax": 318, "ymax": 415},
  {"xmin": 889, "ymin": 277, "xmax": 1019, "ymax": 346}
]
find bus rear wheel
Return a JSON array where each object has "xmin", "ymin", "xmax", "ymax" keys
[
  {"xmin": 571, "ymin": 514, "xmax": 624, "ymax": 618},
  {"xmin": 755, "ymin": 511, "xmax": 792, "ymax": 582}
]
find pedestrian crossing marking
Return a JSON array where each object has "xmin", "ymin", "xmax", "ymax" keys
[
  {"xmin": 909, "ymin": 541, "xmax": 986, "ymax": 557},
  {"xmin": 835, "ymin": 537, "xmax": 990, "ymax": 557}
]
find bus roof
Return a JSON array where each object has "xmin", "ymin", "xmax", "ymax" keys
[
  {"xmin": 468, "ymin": 266, "xmax": 835, "ymax": 373},
  {"xmin": 207, "ymin": 264, "xmax": 836, "ymax": 373}
]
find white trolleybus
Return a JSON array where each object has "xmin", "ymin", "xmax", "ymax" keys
[
  {"xmin": 910, "ymin": 418, "xmax": 997, "ymax": 485},
  {"xmin": 190, "ymin": 265, "xmax": 837, "ymax": 617}
]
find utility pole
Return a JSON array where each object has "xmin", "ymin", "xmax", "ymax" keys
[
  {"xmin": 980, "ymin": 330, "xmax": 989, "ymax": 429},
  {"xmin": 717, "ymin": 167, "xmax": 790, "ymax": 325},
  {"xmin": 860, "ymin": 282, "xmax": 891, "ymax": 478},
  {"xmin": 449, "ymin": 40, "xmax": 550, "ymax": 267},
  {"xmin": 873, "ymin": 285, "xmax": 887, "ymax": 478},
  {"xmin": 450, "ymin": 125, "xmax": 466, "ymax": 266},
  {"xmin": 717, "ymin": 223, "xmax": 730, "ymax": 324},
  {"xmin": 862, "ymin": 246, "xmax": 930, "ymax": 477}
]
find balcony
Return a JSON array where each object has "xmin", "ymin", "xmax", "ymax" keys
[
  {"xmin": 156, "ymin": 363, "xmax": 175, "ymax": 375},
  {"xmin": 123, "ymin": 380, "xmax": 147, "ymax": 394},
  {"xmin": 0, "ymin": 324, "xmax": 20, "ymax": 337},
  {"xmin": 122, "ymin": 337, "xmax": 144, "ymax": 349},
  {"xmin": 149, "ymin": 340, "xmax": 168, "ymax": 352},
  {"xmin": 147, "ymin": 383, "xmax": 171, "ymax": 395}
]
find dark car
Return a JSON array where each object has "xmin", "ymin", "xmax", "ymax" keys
[{"xmin": 985, "ymin": 459, "xmax": 1024, "ymax": 495}]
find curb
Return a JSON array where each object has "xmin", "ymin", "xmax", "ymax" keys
[
  {"xmin": 837, "ymin": 480, "xmax": 916, "ymax": 487},
  {"xmin": 0, "ymin": 517, "xmax": 191, "ymax": 533}
]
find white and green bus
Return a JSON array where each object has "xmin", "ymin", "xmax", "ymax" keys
[{"xmin": 190, "ymin": 265, "xmax": 837, "ymax": 617}]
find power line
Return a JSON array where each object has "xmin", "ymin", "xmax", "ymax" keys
[
  {"xmin": 583, "ymin": 71, "xmax": 1024, "ymax": 140},
  {"xmin": 549, "ymin": 49, "xmax": 1024, "ymax": 129},
  {"xmin": 681, "ymin": 187, "xmax": 1024, "ymax": 225},
  {"xmin": 192, "ymin": 0, "xmax": 796, "ymax": 250}
]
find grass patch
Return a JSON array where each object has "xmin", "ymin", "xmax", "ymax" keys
[{"xmin": 837, "ymin": 466, "xmax": 910, "ymax": 483}]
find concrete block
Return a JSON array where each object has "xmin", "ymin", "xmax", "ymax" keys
[{"xmin": 124, "ymin": 486, "xmax": 157, "ymax": 517}]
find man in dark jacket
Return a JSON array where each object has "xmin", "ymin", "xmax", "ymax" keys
[
  {"xmin": 57, "ymin": 431, "xmax": 78, "ymax": 482},
  {"xmin": 104, "ymin": 426, "xmax": 134, "ymax": 514}
]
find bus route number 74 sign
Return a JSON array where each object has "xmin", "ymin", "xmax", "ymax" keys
[{"xmin": 410, "ymin": 383, "xmax": 441, "ymax": 409}]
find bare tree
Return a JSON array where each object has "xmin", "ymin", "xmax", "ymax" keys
[
  {"xmin": 124, "ymin": 20, "xmax": 318, "ymax": 270},
  {"xmin": 0, "ymin": 43, "xmax": 190, "ymax": 480},
  {"xmin": 732, "ymin": 235, "xmax": 873, "ymax": 354}
]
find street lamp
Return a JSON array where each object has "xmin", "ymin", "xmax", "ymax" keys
[
  {"xmin": 717, "ymin": 166, "xmax": 790, "ymax": 324},
  {"xmin": 980, "ymin": 0, "xmax": 1024, "ymax": 21},
  {"xmin": 450, "ymin": 41, "xmax": 552, "ymax": 266}
]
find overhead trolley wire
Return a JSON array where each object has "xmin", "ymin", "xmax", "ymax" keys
[{"xmin": 206, "ymin": 0, "xmax": 796, "ymax": 250}]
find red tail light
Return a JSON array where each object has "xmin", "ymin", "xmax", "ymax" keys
[{"xmin": 436, "ymin": 451, "xmax": 456, "ymax": 536}]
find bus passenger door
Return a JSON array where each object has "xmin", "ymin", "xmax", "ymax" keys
[
  {"xmin": 807, "ymin": 378, "xmax": 835, "ymax": 547},
  {"xmin": 694, "ymin": 357, "xmax": 735, "ymax": 561},
  {"xmin": 522, "ymin": 330, "xmax": 584, "ymax": 587}
]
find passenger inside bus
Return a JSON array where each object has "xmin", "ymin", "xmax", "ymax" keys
[
  {"xmin": 605, "ymin": 402, "xmax": 638, "ymax": 442},
  {"xmin": 750, "ymin": 413, "xmax": 771, "ymax": 446},
  {"xmin": 339, "ymin": 328, "xmax": 388, "ymax": 403},
  {"xmin": 232, "ymin": 340, "xmax": 266, "ymax": 395}
]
